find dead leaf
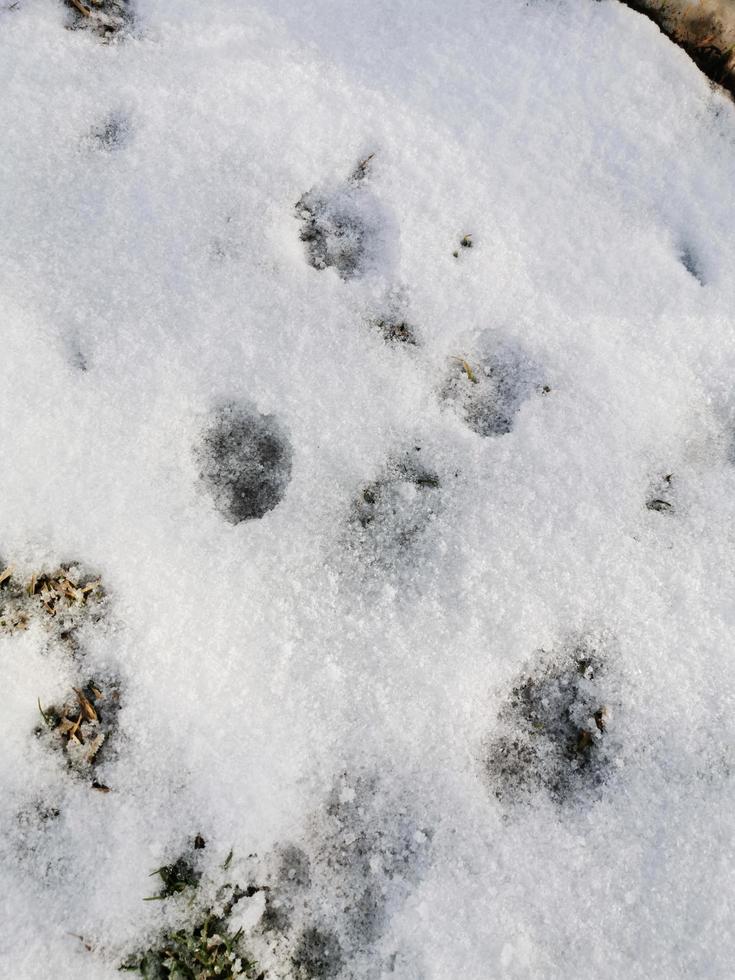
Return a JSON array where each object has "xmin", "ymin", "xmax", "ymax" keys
[{"xmin": 73, "ymin": 688, "xmax": 98, "ymax": 723}]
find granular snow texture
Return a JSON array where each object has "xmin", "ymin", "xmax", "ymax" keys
[{"xmin": 0, "ymin": 0, "xmax": 734, "ymax": 977}]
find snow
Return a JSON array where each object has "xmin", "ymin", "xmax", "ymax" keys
[{"xmin": 0, "ymin": 0, "xmax": 734, "ymax": 976}]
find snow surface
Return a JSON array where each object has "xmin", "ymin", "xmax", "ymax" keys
[{"xmin": 1, "ymin": 0, "xmax": 734, "ymax": 976}]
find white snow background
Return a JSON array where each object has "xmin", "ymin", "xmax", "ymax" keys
[{"xmin": 0, "ymin": 0, "xmax": 734, "ymax": 977}]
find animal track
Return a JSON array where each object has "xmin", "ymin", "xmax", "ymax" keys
[
  {"xmin": 484, "ymin": 633, "xmax": 618, "ymax": 806},
  {"xmin": 87, "ymin": 112, "xmax": 130, "ymax": 151},
  {"xmin": 348, "ymin": 449, "xmax": 442, "ymax": 566},
  {"xmin": 255, "ymin": 771, "xmax": 432, "ymax": 978},
  {"xmin": 295, "ymin": 155, "xmax": 391, "ymax": 281},
  {"xmin": 196, "ymin": 402, "xmax": 293, "ymax": 525},
  {"xmin": 440, "ymin": 335, "xmax": 543, "ymax": 437}
]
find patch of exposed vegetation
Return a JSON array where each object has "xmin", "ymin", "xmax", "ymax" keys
[
  {"xmin": 36, "ymin": 678, "xmax": 121, "ymax": 789},
  {"xmin": 121, "ymin": 915, "xmax": 261, "ymax": 979},
  {"xmin": 122, "ymin": 846, "xmax": 264, "ymax": 979},
  {"xmin": 484, "ymin": 634, "xmax": 618, "ymax": 805},
  {"xmin": 0, "ymin": 563, "xmax": 104, "ymax": 642},
  {"xmin": 63, "ymin": 0, "xmax": 134, "ymax": 38},
  {"xmin": 146, "ymin": 857, "xmax": 202, "ymax": 901}
]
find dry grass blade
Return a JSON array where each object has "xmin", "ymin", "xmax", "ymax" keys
[
  {"xmin": 452, "ymin": 356, "xmax": 478, "ymax": 384},
  {"xmin": 73, "ymin": 687, "xmax": 99, "ymax": 722}
]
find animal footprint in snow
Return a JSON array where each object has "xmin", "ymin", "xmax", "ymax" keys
[
  {"xmin": 440, "ymin": 333, "xmax": 544, "ymax": 436},
  {"xmin": 195, "ymin": 402, "xmax": 293, "ymax": 525},
  {"xmin": 295, "ymin": 154, "xmax": 394, "ymax": 280},
  {"xmin": 256, "ymin": 770, "xmax": 432, "ymax": 978},
  {"xmin": 483, "ymin": 632, "xmax": 619, "ymax": 806},
  {"xmin": 86, "ymin": 112, "xmax": 130, "ymax": 152},
  {"xmin": 348, "ymin": 448, "xmax": 442, "ymax": 567}
]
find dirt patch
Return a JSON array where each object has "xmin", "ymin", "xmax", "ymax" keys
[{"xmin": 618, "ymin": 0, "xmax": 735, "ymax": 97}]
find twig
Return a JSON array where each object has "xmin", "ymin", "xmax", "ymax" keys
[{"xmin": 68, "ymin": 0, "xmax": 92, "ymax": 16}]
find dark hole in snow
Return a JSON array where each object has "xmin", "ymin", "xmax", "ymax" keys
[
  {"xmin": 646, "ymin": 473, "xmax": 675, "ymax": 514},
  {"xmin": 484, "ymin": 635, "xmax": 617, "ymax": 805},
  {"xmin": 679, "ymin": 245, "xmax": 705, "ymax": 285},
  {"xmin": 196, "ymin": 402, "xmax": 293, "ymax": 525}
]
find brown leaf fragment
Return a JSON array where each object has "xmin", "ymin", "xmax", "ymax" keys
[
  {"xmin": 56, "ymin": 716, "xmax": 76, "ymax": 736},
  {"xmin": 73, "ymin": 688, "xmax": 98, "ymax": 722},
  {"xmin": 68, "ymin": 714, "xmax": 83, "ymax": 743},
  {"xmin": 67, "ymin": 932, "xmax": 94, "ymax": 952},
  {"xmin": 0, "ymin": 566, "xmax": 14, "ymax": 586}
]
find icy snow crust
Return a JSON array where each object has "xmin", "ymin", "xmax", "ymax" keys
[{"xmin": 1, "ymin": 0, "xmax": 734, "ymax": 976}]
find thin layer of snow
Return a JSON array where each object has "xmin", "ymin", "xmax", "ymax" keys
[{"xmin": 0, "ymin": 0, "xmax": 734, "ymax": 976}]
